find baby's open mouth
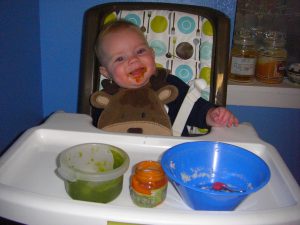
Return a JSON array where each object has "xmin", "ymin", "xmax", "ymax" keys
[
  {"xmin": 128, "ymin": 67, "xmax": 147, "ymax": 83},
  {"xmin": 128, "ymin": 67, "xmax": 147, "ymax": 77}
]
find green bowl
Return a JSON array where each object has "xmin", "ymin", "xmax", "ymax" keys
[{"xmin": 57, "ymin": 143, "xmax": 130, "ymax": 203}]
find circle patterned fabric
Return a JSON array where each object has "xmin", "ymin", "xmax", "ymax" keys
[{"xmin": 103, "ymin": 9, "xmax": 214, "ymax": 100}]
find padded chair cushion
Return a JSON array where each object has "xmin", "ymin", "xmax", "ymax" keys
[{"xmin": 101, "ymin": 9, "xmax": 213, "ymax": 101}]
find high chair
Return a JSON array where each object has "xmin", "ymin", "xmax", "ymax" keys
[
  {"xmin": 78, "ymin": 2, "xmax": 231, "ymax": 135},
  {"xmin": 0, "ymin": 2, "xmax": 299, "ymax": 225}
]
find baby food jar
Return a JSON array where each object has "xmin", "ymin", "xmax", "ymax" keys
[
  {"xmin": 229, "ymin": 29, "xmax": 258, "ymax": 83},
  {"xmin": 256, "ymin": 31, "xmax": 287, "ymax": 84},
  {"xmin": 130, "ymin": 160, "xmax": 168, "ymax": 208}
]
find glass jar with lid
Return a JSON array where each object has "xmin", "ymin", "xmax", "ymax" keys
[
  {"xmin": 130, "ymin": 160, "xmax": 168, "ymax": 208},
  {"xmin": 229, "ymin": 29, "xmax": 258, "ymax": 83},
  {"xmin": 256, "ymin": 31, "xmax": 287, "ymax": 84}
]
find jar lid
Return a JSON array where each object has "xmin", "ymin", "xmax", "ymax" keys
[
  {"xmin": 234, "ymin": 29, "xmax": 256, "ymax": 45},
  {"xmin": 134, "ymin": 160, "xmax": 166, "ymax": 181},
  {"xmin": 263, "ymin": 31, "xmax": 286, "ymax": 47}
]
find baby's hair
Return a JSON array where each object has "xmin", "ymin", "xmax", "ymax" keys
[{"xmin": 95, "ymin": 19, "xmax": 147, "ymax": 64}]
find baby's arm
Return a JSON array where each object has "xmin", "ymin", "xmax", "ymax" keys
[{"xmin": 206, "ymin": 107, "xmax": 239, "ymax": 127}]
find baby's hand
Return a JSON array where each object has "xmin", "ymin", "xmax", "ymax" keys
[{"xmin": 206, "ymin": 107, "xmax": 239, "ymax": 127}]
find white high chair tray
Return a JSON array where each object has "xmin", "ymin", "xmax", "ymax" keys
[{"xmin": 1, "ymin": 112, "xmax": 299, "ymax": 225}]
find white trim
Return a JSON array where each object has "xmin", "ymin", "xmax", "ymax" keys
[{"xmin": 227, "ymin": 79, "xmax": 300, "ymax": 109}]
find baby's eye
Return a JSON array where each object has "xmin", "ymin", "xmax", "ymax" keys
[
  {"xmin": 114, "ymin": 56, "xmax": 124, "ymax": 62},
  {"xmin": 137, "ymin": 48, "xmax": 147, "ymax": 55}
]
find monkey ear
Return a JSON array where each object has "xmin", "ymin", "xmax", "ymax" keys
[
  {"xmin": 90, "ymin": 91, "xmax": 111, "ymax": 109},
  {"xmin": 157, "ymin": 85, "xmax": 178, "ymax": 105}
]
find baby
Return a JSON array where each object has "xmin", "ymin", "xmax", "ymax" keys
[{"xmin": 94, "ymin": 20, "xmax": 238, "ymax": 136}]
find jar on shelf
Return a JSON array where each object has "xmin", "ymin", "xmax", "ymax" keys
[
  {"xmin": 229, "ymin": 29, "xmax": 258, "ymax": 83},
  {"xmin": 130, "ymin": 160, "xmax": 168, "ymax": 208},
  {"xmin": 250, "ymin": 26, "xmax": 264, "ymax": 51},
  {"xmin": 256, "ymin": 31, "xmax": 287, "ymax": 84}
]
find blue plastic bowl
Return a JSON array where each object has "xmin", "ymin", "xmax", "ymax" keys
[{"xmin": 161, "ymin": 141, "xmax": 271, "ymax": 211}]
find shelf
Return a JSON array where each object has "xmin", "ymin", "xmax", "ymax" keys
[{"xmin": 227, "ymin": 79, "xmax": 300, "ymax": 109}]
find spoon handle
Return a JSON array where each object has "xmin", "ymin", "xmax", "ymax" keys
[
  {"xmin": 168, "ymin": 12, "xmax": 172, "ymax": 34},
  {"xmin": 171, "ymin": 12, "xmax": 176, "ymax": 34},
  {"xmin": 140, "ymin": 11, "xmax": 146, "ymax": 32},
  {"xmin": 147, "ymin": 11, "xmax": 152, "ymax": 33}
]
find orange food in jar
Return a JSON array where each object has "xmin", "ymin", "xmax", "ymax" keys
[
  {"xmin": 256, "ymin": 58, "xmax": 286, "ymax": 84},
  {"xmin": 256, "ymin": 31, "xmax": 287, "ymax": 84},
  {"xmin": 130, "ymin": 160, "xmax": 168, "ymax": 207}
]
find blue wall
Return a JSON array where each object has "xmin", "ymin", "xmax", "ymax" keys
[
  {"xmin": 228, "ymin": 106, "xmax": 300, "ymax": 184},
  {"xmin": 0, "ymin": 0, "xmax": 43, "ymax": 152}
]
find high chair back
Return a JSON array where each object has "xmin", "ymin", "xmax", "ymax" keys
[{"xmin": 78, "ymin": 2, "xmax": 230, "ymax": 133}]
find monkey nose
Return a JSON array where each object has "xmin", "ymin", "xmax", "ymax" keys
[{"xmin": 127, "ymin": 128, "xmax": 143, "ymax": 134}]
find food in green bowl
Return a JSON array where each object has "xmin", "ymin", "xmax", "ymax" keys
[
  {"xmin": 65, "ymin": 176, "xmax": 123, "ymax": 203},
  {"xmin": 57, "ymin": 143, "xmax": 129, "ymax": 203}
]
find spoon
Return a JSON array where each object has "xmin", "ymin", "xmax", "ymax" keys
[
  {"xmin": 196, "ymin": 16, "xmax": 200, "ymax": 36},
  {"xmin": 193, "ymin": 38, "xmax": 200, "ymax": 60},
  {"xmin": 212, "ymin": 182, "xmax": 245, "ymax": 193},
  {"xmin": 166, "ymin": 36, "xmax": 172, "ymax": 58},
  {"xmin": 140, "ymin": 11, "xmax": 146, "ymax": 33}
]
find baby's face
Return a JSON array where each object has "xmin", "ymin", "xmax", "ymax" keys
[{"xmin": 100, "ymin": 27, "xmax": 156, "ymax": 89}]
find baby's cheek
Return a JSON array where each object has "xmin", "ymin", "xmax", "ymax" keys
[{"xmin": 113, "ymin": 68, "xmax": 127, "ymax": 81}]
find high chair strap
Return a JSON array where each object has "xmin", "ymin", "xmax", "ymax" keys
[{"xmin": 172, "ymin": 79, "xmax": 207, "ymax": 136}]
